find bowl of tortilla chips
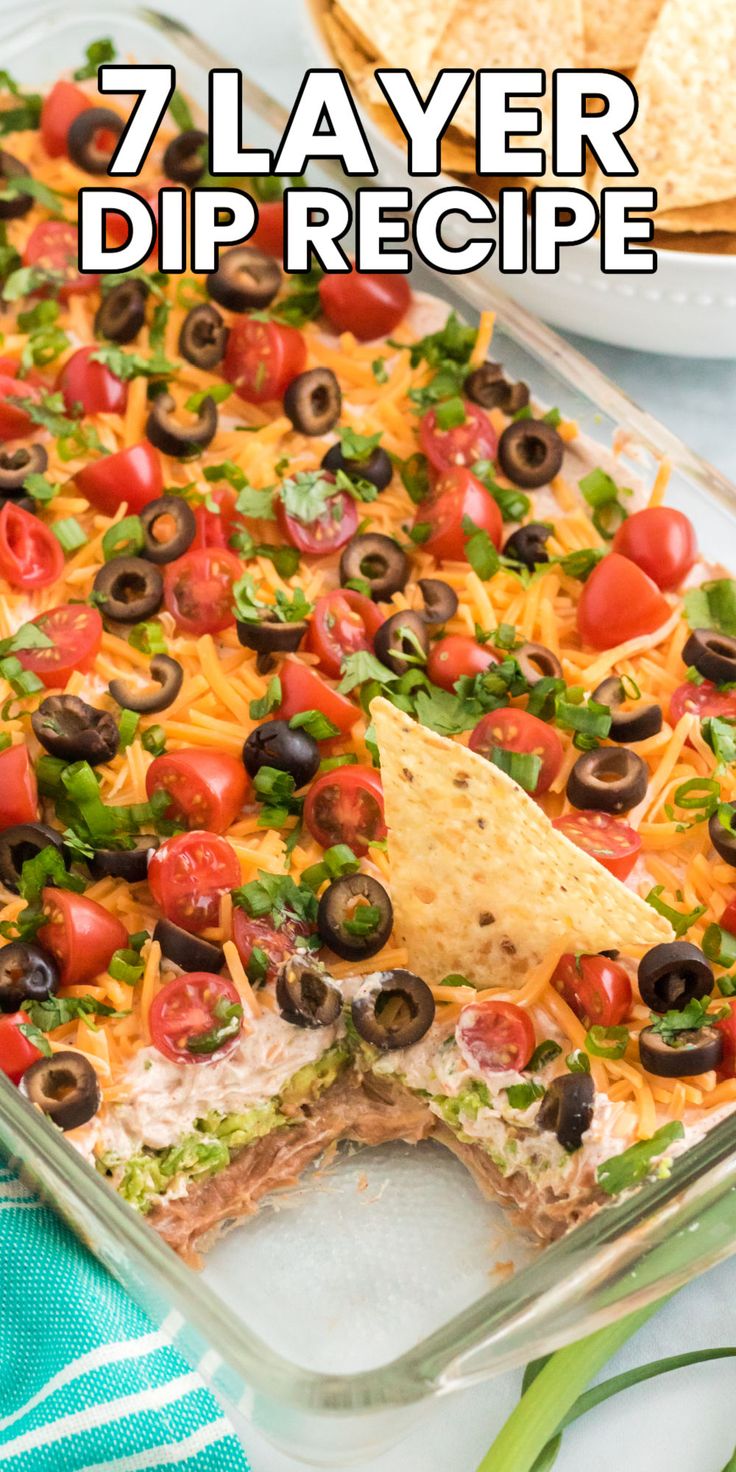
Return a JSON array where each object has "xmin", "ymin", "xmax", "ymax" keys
[{"xmin": 307, "ymin": 0, "xmax": 736, "ymax": 356}]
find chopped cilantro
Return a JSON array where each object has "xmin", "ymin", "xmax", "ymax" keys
[
  {"xmin": 73, "ymin": 37, "xmax": 117, "ymax": 80},
  {"xmin": 249, "ymin": 677, "xmax": 282, "ymax": 720},
  {"xmin": 684, "ymin": 579, "xmax": 736, "ymax": 638}
]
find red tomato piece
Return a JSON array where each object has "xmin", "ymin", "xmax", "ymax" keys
[
  {"xmin": 58, "ymin": 345, "xmax": 127, "ymax": 415},
  {"xmin": 0, "ymin": 503, "xmax": 64, "ymax": 589},
  {"xmin": 0, "ymin": 745, "xmax": 37, "ymax": 827},
  {"xmin": 15, "ymin": 604, "xmax": 102, "ymax": 689},
  {"xmin": 426, "ymin": 635, "xmax": 498, "ymax": 692},
  {"xmin": 577, "ymin": 553, "xmax": 671, "ymax": 651},
  {"xmin": 251, "ymin": 200, "xmax": 285, "ymax": 260},
  {"xmin": 223, "ymin": 317, "xmax": 306, "ymax": 404},
  {"xmin": 148, "ymin": 831, "xmax": 241, "ymax": 933},
  {"xmin": 552, "ymin": 952, "xmax": 632, "ymax": 1029},
  {"xmin": 469, "ymin": 707, "xmax": 563, "ymax": 795},
  {"xmin": 276, "ymin": 660, "xmax": 358, "ymax": 738},
  {"xmin": 75, "ymin": 442, "xmax": 163, "ymax": 516},
  {"xmin": 420, "ymin": 402, "xmax": 498, "ymax": 473},
  {"xmin": 318, "ymin": 270, "xmax": 411, "ymax": 341},
  {"xmin": 0, "ymin": 1013, "xmax": 44, "ymax": 1085},
  {"xmin": 232, "ymin": 910, "xmax": 307, "ymax": 987},
  {"xmin": 720, "ymin": 897, "xmax": 736, "ymax": 935},
  {"xmin": 41, "ymin": 80, "xmax": 90, "ymax": 158},
  {"xmin": 0, "ymin": 372, "xmax": 40, "ymax": 438},
  {"xmin": 415, "ymin": 467, "xmax": 502, "ymax": 563},
  {"xmin": 149, "ymin": 973, "xmax": 243, "ymax": 1064},
  {"xmin": 669, "ymin": 681, "xmax": 736, "ymax": 724},
  {"xmin": 552, "ymin": 810, "xmax": 641, "ymax": 882},
  {"xmin": 456, "ymin": 999, "xmax": 535, "ymax": 1074},
  {"xmin": 163, "ymin": 547, "xmax": 241, "ymax": 635},
  {"xmin": 612, "ymin": 507, "xmax": 697, "ymax": 592},
  {"xmin": 307, "ymin": 590, "xmax": 384, "ymax": 677},
  {"xmin": 38, "ymin": 888, "xmax": 127, "ymax": 987},
  {"xmin": 304, "ymin": 766, "xmax": 386, "ymax": 856},
  {"xmin": 24, "ymin": 221, "xmax": 100, "ymax": 300},
  {"xmin": 276, "ymin": 485, "xmax": 358, "ymax": 557},
  {"xmin": 716, "ymin": 1000, "xmax": 736, "ymax": 1080},
  {"xmin": 146, "ymin": 750, "xmax": 248, "ymax": 834},
  {"xmin": 191, "ymin": 487, "xmax": 241, "ymax": 550}
]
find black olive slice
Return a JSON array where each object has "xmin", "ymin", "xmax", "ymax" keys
[
  {"xmin": 94, "ymin": 281, "xmax": 148, "ymax": 345},
  {"xmin": 0, "ymin": 941, "xmax": 59, "ymax": 1013},
  {"xmin": 21, "ymin": 1051, "xmax": 101, "ymax": 1130},
  {"xmin": 351, "ymin": 969, "xmax": 435, "ymax": 1050},
  {"xmin": 321, "ymin": 441, "xmax": 393, "ymax": 491},
  {"xmin": 637, "ymin": 941, "xmax": 713, "ymax": 1013},
  {"xmin": 163, "ymin": 128, "xmax": 207, "ymax": 186},
  {"xmin": 109, "ymin": 654, "xmax": 183, "ymax": 714},
  {"xmin": 235, "ymin": 618, "xmax": 307, "ymax": 657},
  {"xmin": 682, "ymin": 628, "xmax": 736, "ymax": 686},
  {"xmin": 276, "ymin": 955, "xmax": 342, "ymax": 1029},
  {"xmin": 318, "ymin": 874, "xmax": 393, "ymax": 961},
  {"xmin": 339, "ymin": 534, "xmax": 408, "ymax": 600},
  {"xmin": 567, "ymin": 746, "xmax": 648, "ymax": 814},
  {"xmin": 140, "ymin": 496, "xmax": 196, "ymax": 564},
  {"xmin": 90, "ymin": 836, "xmax": 159, "ymax": 882},
  {"xmin": 153, "ymin": 917, "xmax": 224, "ymax": 974},
  {"xmin": 503, "ymin": 523, "xmax": 552, "ymax": 570},
  {"xmin": 639, "ymin": 1025, "xmax": 723, "ymax": 1078},
  {"xmin": 516, "ymin": 642, "xmax": 562, "ymax": 686},
  {"xmin": 146, "ymin": 392, "xmax": 218, "ymax": 458},
  {"xmin": 243, "ymin": 719, "xmax": 320, "ymax": 790},
  {"xmin": 178, "ymin": 302, "xmax": 228, "ymax": 370},
  {"xmin": 31, "ymin": 694, "xmax": 119, "ymax": 766},
  {"xmin": 67, "ymin": 108, "xmax": 124, "ymax": 175},
  {"xmin": 710, "ymin": 804, "xmax": 736, "ymax": 866},
  {"xmin": 0, "ymin": 823, "xmax": 64, "ymax": 893},
  {"xmin": 464, "ymin": 363, "xmax": 530, "ymax": 414},
  {"xmin": 497, "ymin": 420, "xmax": 564, "ymax": 489},
  {"xmin": 283, "ymin": 368, "xmax": 341, "ymax": 436},
  {"xmin": 0, "ymin": 151, "xmax": 32, "ymax": 219},
  {"xmin": 93, "ymin": 556, "xmax": 163, "ymax": 624},
  {"xmin": 417, "ymin": 577, "xmax": 459, "ymax": 625},
  {"xmin": 592, "ymin": 676, "xmax": 663, "ymax": 744},
  {"xmin": 537, "ymin": 1073, "xmax": 594, "ymax": 1152},
  {"xmin": 0, "ymin": 443, "xmax": 48, "ymax": 494},
  {"xmin": 207, "ymin": 246, "xmax": 281, "ymax": 312},
  {"xmin": 373, "ymin": 610, "xmax": 429, "ymax": 676}
]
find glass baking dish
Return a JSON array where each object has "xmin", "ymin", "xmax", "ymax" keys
[{"xmin": 2, "ymin": 5, "xmax": 736, "ymax": 1464}]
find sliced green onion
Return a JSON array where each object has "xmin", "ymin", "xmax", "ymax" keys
[
  {"xmin": 118, "ymin": 709, "xmax": 140, "ymax": 750},
  {"xmin": 566, "ymin": 1049, "xmax": 590, "ymax": 1073},
  {"xmin": 109, "ymin": 947, "xmax": 145, "ymax": 985},
  {"xmin": 35, "ymin": 754, "xmax": 67, "ymax": 795},
  {"xmin": 555, "ymin": 698, "xmax": 611, "ymax": 741},
  {"xmin": 141, "ymin": 725, "xmax": 166, "ymax": 757},
  {"xmin": 489, "ymin": 746, "xmax": 542, "ymax": 793},
  {"xmin": 673, "ymin": 777, "xmax": 720, "ymax": 812},
  {"xmin": 61, "ymin": 761, "xmax": 116, "ymax": 840},
  {"xmin": 102, "ymin": 515, "xmax": 144, "ymax": 562},
  {"xmin": 585, "ymin": 1024, "xmax": 629, "ymax": 1059},
  {"xmin": 51, "ymin": 517, "xmax": 87, "ymax": 552},
  {"xmin": 645, "ymin": 885, "xmax": 706, "ymax": 938},
  {"xmin": 128, "ymin": 622, "xmax": 167, "ymax": 655},
  {"xmin": 434, "ymin": 396, "xmax": 466, "ymax": 430},
  {"xmin": 703, "ymin": 922, "xmax": 736, "ymax": 968}
]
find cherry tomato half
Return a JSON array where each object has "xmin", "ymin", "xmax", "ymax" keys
[
  {"xmin": 58, "ymin": 345, "xmax": 127, "ymax": 415},
  {"xmin": 149, "ymin": 973, "xmax": 243, "ymax": 1065},
  {"xmin": 163, "ymin": 547, "xmax": 242, "ymax": 635},
  {"xmin": 15, "ymin": 604, "xmax": 102, "ymax": 689},
  {"xmin": 0, "ymin": 1013, "xmax": 44, "ymax": 1085},
  {"xmin": 24, "ymin": 222, "xmax": 100, "ymax": 300},
  {"xmin": 552, "ymin": 952, "xmax": 632, "ymax": 1029},
  {"xmin": 251, "ymin": 200, "xmax": 285, "ymax": 260},
  {"xmin": 191, "ymin": 487, "xmax": 241, "ymax": 550},
  {"xmin": 223, "ymin": 317, "xmax": 306, "ymax": 404},
  {"xmin": 304, "ymin": 766, "xmax": 386, "ymax": 856},
  {"xmin": 426, "ymin": 635, "xmax": 497, "ymax": 693},
  {"xmin": 456, "ymin": 999, "xmax": 535, "ymax": 1074},
  {"xmin": 612, "ymin": 506, "xmax": 697, "ymax": 592},
  {"xmin": 38, "ymin": 888, "xmax": 127, "ymax": 987},
  {"xmin": 469, "ymin": 707, "xmax": 563, "ymax": 795},
  {"xmin": 669, "ymin": 681, "xmax": 736, "ymax": 725},
  {"xmin": 41, "ymin": 80, "xmax": 91, "ymax": 158},
  {"xmin": 148, "ymin": 831, "xmax": 241, "ymax": 933},
  {"xmin": 0, "ymin": 745, "xmax": 38, "ymax": 827},
  {"xmin": 720, "ymin": 897, "xmax": 736, "ymax": 935},
  {"xmin": 318, "ymin": 271, "xmax": 410, "ymax": 341},
  {"xmin": 75, "ymin": 442, "xmax": 163, "ymax": 516},
  {"xmin": 420, "ymin": 402, "xmax": 498, "ymax": 473},
  {"xmin": 146, "ymin": 750, "xmax": 248, "ymax": 834},
  {"xmin": 552, "ymin": 810, "xmax": 641, "ymax": 882},
  {"xmin": 0, "ymin": 372, "xmax": 40, "ymax": 438},
  {"xmin": 276, "ymin": 485, "xmax": 358, "ymax": 557},
  {"xmin": 308, "ymin": 589, "xmax": 384, "ymax": 677},
  {"xmin": 0, "ymin": 503, "xmax": 64, "ymax": 589},
  {"xmin": 715, "ymin": 1000, "xmax": 736, "ymax": 1080},
  {"xmin": 233, "ymin": 910, "xmax": 308, "ymax": 987},
  {"xmin": 415, "ymin": 467, "xmax": 502, "ymax": 563},
  {"xmin": 577, "ymin": 553, "xmax": 671, "ymax": 651},
  {"xmin": 276, "ymin": 660, "xmax": 358, "ymax": 737}
]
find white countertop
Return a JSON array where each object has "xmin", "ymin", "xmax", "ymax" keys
[{"xmin": 168, "ymin": 3, "xmax": 736, "ymax": 1467}]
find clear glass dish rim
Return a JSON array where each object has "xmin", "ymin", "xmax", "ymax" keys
[{"xmin": 1, "ymin": 0, "xmax": 736, "ymax": 1418}]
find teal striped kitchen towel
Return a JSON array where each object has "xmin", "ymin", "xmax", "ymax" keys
[{"xmin": 0, "ymin": 1165, "xmax": 251, "ymax": 1472}]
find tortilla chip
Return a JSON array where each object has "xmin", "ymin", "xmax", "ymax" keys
[
  {"xmin": 622, "ymin": 0, "xmax": 736, "ymax": 213},
  {"xmin": 584, "ymin": 0, "xmax": 663, "ymax": 69},
  {"xmin": 654, "ymin": 198, "xmax": 736, "ymax": 233},
  {"xmin": 372, "ymin": 698, "xmax": 672, "ymax": 990},
  {"xmin": 332, "ymin": 0, "xmax": 450, "ymax": 75}
]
